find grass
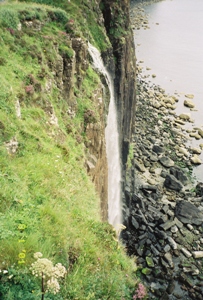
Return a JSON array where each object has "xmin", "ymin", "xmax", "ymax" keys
[{"xmin": 0, "ymin": 1, "xmax": 139, "ymax": 299}]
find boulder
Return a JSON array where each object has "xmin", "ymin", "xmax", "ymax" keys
[
  {"xmin": 175, "ymin": 201, "xmax": 203, "ymax": 225},
  {"xmin": 184, "ymin": 99, "xmax": 195, "ymax": 108},
  {"xmin": 179, "ymin": 113, "xmax": 191, "ymax": 121},
  {"xmin": 198, "ymin": 128, "xmax": 203, "ymax": 138},
  {"xmin": 170, "ymin": 166, "xmax": 188, "ymax": 185},
  {"xmin": 152, "ymin": 144, "xmax": 165, "ymax": 154},
  {"xmin": 164, "ymin": 174, "xmax": 183, "ymax": 192},
  {"xmin": 134, "ymin": 159, "xmax": 146, "ymax": 172},
  {"xmin": 191, "ymin": 154, "xmax": 202, "ymax": 165},
  {"xmin": 159, "ymin": 156, "xmax": 174, "ymax": 168},
  {"xmin": 185, "ymin": 94, "xmax": 194, "ymax": 99},
  {"xmin": 191, "ymin": 147, "xmax": 201, "ymax": 154}
]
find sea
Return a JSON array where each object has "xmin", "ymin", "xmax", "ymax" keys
[{"xmin": 132, "ymin": 0, "xmax": 203, "ymax": 181}]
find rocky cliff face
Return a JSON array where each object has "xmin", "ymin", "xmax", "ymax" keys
[
  {"xmin": 85, "ymin": 0, "xmax": 136, "ymax": 220},
  {"xmin": 101, "ymin": 0, "xmax": 136, "ymax": 172},
  {"xmin": 44, "ymin": 0, "xmax": 135, "ymax": 220}
]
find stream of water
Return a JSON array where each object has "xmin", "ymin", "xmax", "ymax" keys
[
  {"xmin": 132, "ymin": 0, "xmax": 203, "ymax": 181},
  {"xmin": 88, "ymin": 43, "xmax": 121, "ymax": 229}
]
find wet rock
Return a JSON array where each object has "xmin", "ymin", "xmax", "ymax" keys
[
  {"xmin": 164, "ymin": 174, "xmax": 183, "ymax": 191},
  {"xmin": 159, "ymin": 156, "xmax": 174, "ymax": 168},
  {"xmin": 175, "ymin": 201, "xmax": 203, "ymax": 225}
]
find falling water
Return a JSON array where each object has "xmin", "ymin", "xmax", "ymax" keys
[{"xmin": 88, "ymin": 43, "xmax": 121, "ymax": 229}]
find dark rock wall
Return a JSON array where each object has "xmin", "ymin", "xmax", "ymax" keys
[{"xmin": 101, "ymin": 0, "xmax": 136, "ymax": 172}]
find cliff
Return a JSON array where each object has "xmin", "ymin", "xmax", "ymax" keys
[
  {"xmin": 0, "ymin": 0, "xmax": 137, "ymax": 298},
  {"xmin": 101, "ymin": 0, "xmax": 136, "ymax": 171}
]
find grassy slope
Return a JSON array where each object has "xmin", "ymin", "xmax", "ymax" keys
[{"xmin": 0, "ymin": 1, "xmax": 139, "ymax": 299}]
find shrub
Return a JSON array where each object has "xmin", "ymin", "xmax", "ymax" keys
[
  {"xmin": 0, "ymin": 8, "xmax": 20, "ymax": 29},
  {"xmin": 48, "ymin": 8, "xmax": 69, "ymax": 24}
]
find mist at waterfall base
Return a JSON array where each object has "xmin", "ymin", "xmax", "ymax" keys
[
  {"xmin": 88, "ymin": 43, "xmax": 122, "ymax": 229},
  {"xmin": 133, "ymin": 0, "xmax": 203, "ymax": 180}
]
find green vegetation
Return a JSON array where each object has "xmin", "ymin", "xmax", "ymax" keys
[
  {"xmin": 0, "ymin": 1, "xmax": 139, "ymax": 299},
  {"xmin": 127, "ymin": 143, "xmax": 134, "ymax": 168},
  {"xmin": 16, "ymin": 0, "xmax": 110, "ymax": 51}
]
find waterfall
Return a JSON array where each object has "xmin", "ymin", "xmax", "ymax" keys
[{"xmin": 88, "ymin": 43, "xmax": 122, "ymax": 229}]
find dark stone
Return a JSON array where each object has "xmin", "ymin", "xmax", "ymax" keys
[
  {"xmin": 166, "ymin": 280, "xmax": 175, "ymax": 294},
  {"xmin": 164, "ymin": 174, "xmax": 183, "ymax": 192},
  {"xmin": 170, "ymin": 166, "xmax": 188, "ymax": 185},
  {"xmin": 149, "ymin": 153, "xmax": 158, "ymax": 162},
  {"xmin": 175, "ymin": 201, "xmax": 203, "ymax": 225},
  {"xmin": 152, "ymin": 144, "xmax": 165, "ymax": 154},
  {"xmin": 161, "ymin": 170, "xmax": 168, "ymax": 178},
  {"xmin": 160, "ymin": 220, "xmax": 176, "ymax": 231},
  {"xmin": 196, "ymin": 182, "xmax": 203, "ymax": 197},
  {"xmin": 151, "ymin": 244, "xmax": 160, "ymax": 256},
  {"xmin": 179, "ymin": 272, "xmax": 193, "ymax": 287},
  {"xmin": 131, "ymin": 216, "xmax": 139, "ymax": 229},
  {"xmin": 155, "ymin": 229, "xmax": 167, "ymax": 239},
  {"xmin": 160, "ymin": 291, "xmax": 170, "ymax": 300},
  {"xmin": 141, "ymin": 184, "xmax": 158, "ymax": 192}
]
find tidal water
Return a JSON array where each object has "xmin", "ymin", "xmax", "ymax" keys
[{"xmin": 133, "ymin": 0, "xmax": 203, "ymax": 180}]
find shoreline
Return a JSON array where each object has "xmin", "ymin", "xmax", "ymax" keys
[
  {"xmin": 130, "ymin": 0, "xmax": 203, "ymax": 180},
  {"xmin": 122, "ymin": 69, "xmax": 203, "ymax": 300},
  {"xmin": 121, "ymin": 2, "xmax": 203, "ymax": 299}
]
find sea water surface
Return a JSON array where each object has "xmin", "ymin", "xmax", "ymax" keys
[{"xmin": 133, "ymin": 0, "xmax": 203, "ymax": 180}]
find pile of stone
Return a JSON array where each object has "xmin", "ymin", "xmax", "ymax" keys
[{"xmin": 122, "ymin": 77, "xmax": 203, "ymax": 300}]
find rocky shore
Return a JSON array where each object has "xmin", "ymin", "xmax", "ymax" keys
[
  {"xmin": 122, "ymin": 73, "xmax": 203, "ymax": 299},
  {"xmin": 121, "ymin": 4, "xmax": 203, "ymax": 297}
]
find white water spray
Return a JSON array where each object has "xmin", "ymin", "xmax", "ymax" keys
[{"xmin": 88, "ymin": 43, "xmax": 122, "ymax": 229}]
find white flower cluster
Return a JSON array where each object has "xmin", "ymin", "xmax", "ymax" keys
[
  {"xmin": 31, "ymin": 258, "xmax": 54, "ymax": 278},
  {"xmin": 53, "ymin": 263, "xmax": 67, "ymax": 279},
  {"xmin": 33, "ymin": 252, "xmax": 43, "ymax": 259},
  {"xmin": 31, "ymin": 253, "xmax": 67, "ymax": 295},
  {"xmin": 46, "ymin": 277, "xmax": 60, "ymax": 294}
]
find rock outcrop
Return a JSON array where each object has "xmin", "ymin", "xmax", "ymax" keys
[{"xmin": 101, "ymin": 0, "xmax": 136, "ymax": 170}]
